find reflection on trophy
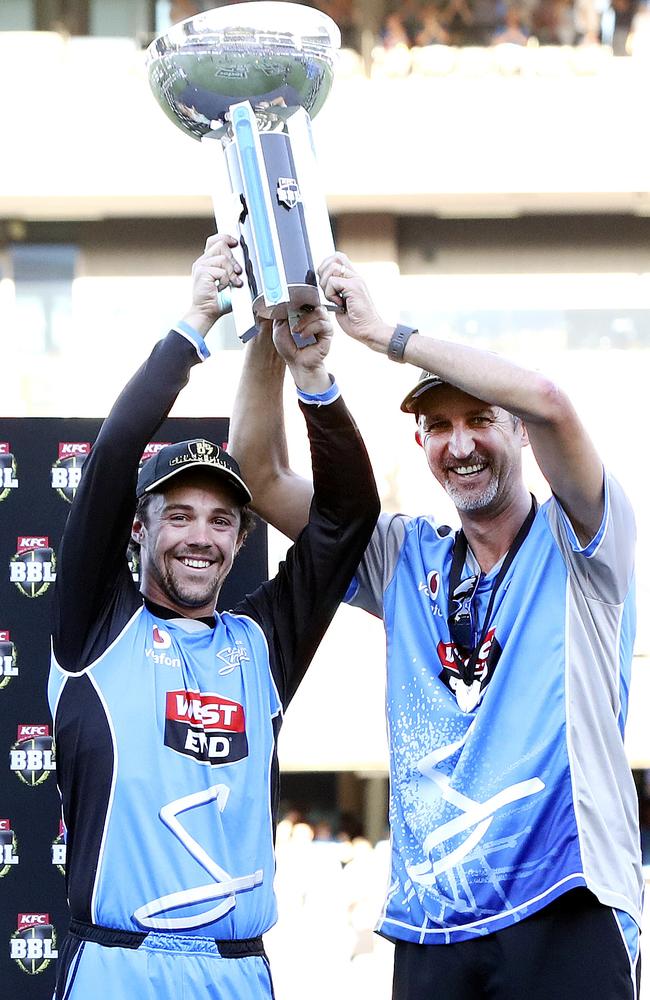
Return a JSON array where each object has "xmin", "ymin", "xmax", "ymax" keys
[{"xmin": 147, "ymin": 1, "xmax": 340, "ymax": 345}]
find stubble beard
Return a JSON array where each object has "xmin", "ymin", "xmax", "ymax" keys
[{"xmin": 443, "ymin": 469, "xmax": 500, "ymax": 512}]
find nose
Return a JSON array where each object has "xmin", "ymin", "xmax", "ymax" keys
[
  {"xmin": 447, "ymin": 424, "xmax": 475, "ymax": 459},
  {"xmin": 185, "ymin": 519, "xmax": 211, "ymax": 548}
]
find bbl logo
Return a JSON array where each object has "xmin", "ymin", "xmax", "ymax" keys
[
  {"xmin": 0, "ymin": 819, "xmax": 19, "ymax": 877},
  {"xmin": 0, "ymin": 442, "xmax": 18, "ymax": 501},
  {"xmin": 10, "ymin": 914, "xmax": 57, "ymax": 975},
  {"xmin": 10, "ymin": 536, "xmax": 56, "ymax": 598},
  {"xmin": 51, "ymin": 819, "xmax": 66, "ymax": 875},
  {"xmin": 51, "ymin": 441, "xmax": 90, "ymax": 503},
  {"xmin": 10, "ymin": 725, "xmax": 56, "ymax": 787},
  {"xmin": 0, "ymin": 629, "xmax": 18, "ymax": 689}
]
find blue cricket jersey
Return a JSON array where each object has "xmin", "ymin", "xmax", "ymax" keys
[
  {"xmin": 348, "ymin": 474, "xmax": 642, "ymax": 944},
  {"xmin": 48, "ymin": 327, "xmax": 379, "ymax": 945}
]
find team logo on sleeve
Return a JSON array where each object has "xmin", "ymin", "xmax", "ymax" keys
[
  {"xmin": 51, "ymin": 820, "xmax": 66, "ymax": 874},
  {"xmin": 0, "ymin": 820, "xmax": 19, "ymax": 876},
  {"xmin": 0, "ymin": 443, "xmax": 18, "ymax": 501},
  {"xmin": 0, "ymin": 630, "xmax": 18, "ymax": 689},
  {"xmin": 10, "ymin": 914, "xmax": 57, "ymax": 974},
  {"xmin": 10, "ymin": 725, "xmax": 55, "ymax": 786},
  {"xmin": 51, "ymin": 442, "xmax": 90, "ymax": 503},
  {"xmin": 165, "ymin": 690, "xmax": 248, "ymax": 765},
  {"xmin": 9, "ymin": 537, "xmax": 56, "ymax": 598}
]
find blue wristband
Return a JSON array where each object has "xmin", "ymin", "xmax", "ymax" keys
[{"xmin": 296, "ymin": 374, "xmax": 340, "ymax": 406}]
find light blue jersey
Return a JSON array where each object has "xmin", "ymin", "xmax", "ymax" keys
[{"xmin": 349, "ymin": 474, "xmax": 642, "ymax": 944}]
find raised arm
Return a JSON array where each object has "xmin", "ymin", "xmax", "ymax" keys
[
  {"xmin": 320, "ymin": 253, "xmax": 604, "ymax": 544},
  {"xmin": 228, "ymin": 318, "xmax": 313, "ymax": 541},
  {"xmin": 53, "ymin": 235, "xmax": 242, "ymax": 669}
]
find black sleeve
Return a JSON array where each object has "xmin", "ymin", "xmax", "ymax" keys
[
  {"xmin": 237, "ymin": 395, "xmax": 380, "ymax": 707},
  {"xmin": 52, "ymin": 330, "xmax": 206, "ymax": 671}
]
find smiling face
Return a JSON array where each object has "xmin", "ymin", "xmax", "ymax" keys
[
  {"xmin": 416, "ymin": 386, "xmax": 527, "ymax": 515},
  {"xmin": 132, "ymin": 469, "xmax": 244, "ymax": 618}
]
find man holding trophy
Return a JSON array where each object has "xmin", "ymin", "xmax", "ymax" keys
[{"xmin": 49, "ymin": 235, "xmax": 378, "ymax": 1000}]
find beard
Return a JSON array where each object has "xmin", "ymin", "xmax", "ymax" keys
[
  {"xmin": 158, "ymin": 560, "xmax": 221, "ymax": 610},
  {"xmin": 443, "ymin": 467, "xmax": 500, "ymax": 512}
]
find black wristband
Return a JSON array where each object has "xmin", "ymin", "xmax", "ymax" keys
[{"xmin": 387, "ymin": 324, "xmax": 419, "ymax": 363}]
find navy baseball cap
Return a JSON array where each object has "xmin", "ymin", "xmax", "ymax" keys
[
  {"xmin": 136, "ymin": 438, "xmax": 252, "ymax": 504},
  {"xmin": 400, "ymin": 370, "xmax": 446, "ymax": 414}
]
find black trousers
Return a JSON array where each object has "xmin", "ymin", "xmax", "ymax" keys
[{"xmin": 392, "ymin": 890, "xmax": 640, "ymax": 1000}]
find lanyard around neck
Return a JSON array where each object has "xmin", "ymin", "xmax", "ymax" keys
[{"xmin": 447, "ymin": 496, "xmax": 538, "ymax": 686}]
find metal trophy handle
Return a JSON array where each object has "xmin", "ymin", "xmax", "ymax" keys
[{"xmin": 146, "ymin": 2, "xmax": 340, "ymax": 346}]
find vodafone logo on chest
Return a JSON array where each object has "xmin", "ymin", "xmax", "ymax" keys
[{"xmin": 164, "ymin": 689, "xmax": 248, "ymax": 766}]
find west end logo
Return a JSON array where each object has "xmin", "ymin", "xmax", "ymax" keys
[
  {"xmin": 164, "ymin": 689, "xmax": 248, "ymax": 766},
  {"xmin": 0, "ymin": 630, "xmax": 18, "ymax": 690},
  {"xmin": 0, "ymin": 819, "xmax": 19, "ymax": 877},
  {"xmin": 10, "ymin": 914, "xmax": 58, "ymax": 975},
  {"xmin": 10, "ymin": 725, "xmax": 56, "ymax": 787},
  {"xmin": 0, "ymin": 443, "xmax": 18, "ymax": 501},
  {"xmin": 51, "ymin": 442, "xmax": 90, "ymax": 503},
  {"xmin": 10, "ymin": 537, "xmax": 56, "ymax": 598}
]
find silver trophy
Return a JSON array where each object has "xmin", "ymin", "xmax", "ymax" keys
[{"xmin": 147, "ymin": 2, "xmax": 340, "ymax": 345}]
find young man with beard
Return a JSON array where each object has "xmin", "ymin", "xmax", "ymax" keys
[
  {"xmin": 48, "ymin": 236, "xmax": 379, "ymax": 999},
  {"xmin": 228, "ymin": 252, "xmax": 642, "ymax": 999}
]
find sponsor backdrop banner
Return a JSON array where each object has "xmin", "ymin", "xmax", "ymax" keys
[{"xmin": 0, "ymin": 417, "xmax": 267, "ymax": 998}]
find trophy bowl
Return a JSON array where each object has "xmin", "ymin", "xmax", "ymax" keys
[
  {"xmin": 146, "ymin": 2, "xmax": 340, "ymax": 340},
  {"xmin": 147, "ymin": 1, "xmax": 340, "ymax": 141}
]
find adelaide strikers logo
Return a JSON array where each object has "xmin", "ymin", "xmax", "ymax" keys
[
  {"xmin": 164, "ymin": 689, "xmax": 248, "ymax": 766},
  {"xmin": 9, "ymin": 537, "xmax": 56, "ymax": 598},
  {"xmin": 10, "ymin": 725, "xmax": 56, "ymax": 787},
  {"xmin": 51, "ymin": 819, "xmax": 66, "ymax": 875},
  {"xmin": 0, "ymin": 819, "xmax": 19, "ymax": 877},
  {"xmin": 10, "ymin": 914, "xmax": 58, "ymax": 975},
  {"xmin": 0, "ymin": 629, "xmax": 18, "ymax": 689},
  {"xmin": 0, "ymin": 442, "xmax": 18, "ymax": 501},
  {"xmin": 51, "ymin": 441, "xmax": 90, "ymax": 503}
]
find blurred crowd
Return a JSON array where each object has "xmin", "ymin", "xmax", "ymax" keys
[
  {"xmin": 265, "ymin": 810, "xmax": 394, "ymax": 1000},
  {"xmin": 170, "ymin": 0, "xmax": 648, "ymax": 59},
  {"xmin": 373, "ymin": 0, "xmax": 641, "ymax": 53}
]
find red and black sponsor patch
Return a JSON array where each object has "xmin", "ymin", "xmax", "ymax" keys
[
  {"xmin": 164, "ymin": 690, "xmax": 248, "ymax": 765},
  {"xmin": 437, "ymin": 628, "xmax": 502, "ymax": 697}
]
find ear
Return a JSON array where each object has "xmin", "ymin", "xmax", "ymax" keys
[
  {"xmin": 519, "ymin": 421, "xmax": 530, "ymax": 448},
  {"xmin": 131, "ymin": 519, "xmax": 145, "ymax": 545}
]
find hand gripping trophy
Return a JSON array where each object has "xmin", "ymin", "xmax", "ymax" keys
[{"xmin": 147, "ymin": 2, "xmax": 340, "ymax": 345}]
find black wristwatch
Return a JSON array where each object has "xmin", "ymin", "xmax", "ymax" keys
[{"xmin": 387, "ymin": 324, "xmax": 419, "ymax": 363}]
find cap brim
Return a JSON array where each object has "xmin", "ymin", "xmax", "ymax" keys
[
  {"xmin": 400, "ymin": 375, "xmax": 445, "ymax": 413},
  {"xmin": 140, "ymin": 462, "xmax": 252, "ymax": 504}
]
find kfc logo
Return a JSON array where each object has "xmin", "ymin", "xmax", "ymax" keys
[
  {"xmin": 164, "ymin": 689, "xmax": 248, "ymax": 765},
  {"xmin": 9, "ymin": 537, "xmax": 56, "ymax": 598},
  {"xmin": 0, "ymin": 443, "xmax": 18, "ymax": 501},
  {"xmin": 139, "ymin": 441, "xmax": 171, "ymax": 472},
  {"xmin": 10, "ymin": 914, "xmax": 57, "ymax": 974},
  {"xmin": 51, "ymin": 442, "xmax": 90, "ymax": 503},
  {"xmin": 10, "ymin": 725, "xmax": 55, "ymax": 786}
]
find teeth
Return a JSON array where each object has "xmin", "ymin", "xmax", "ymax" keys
[
  {"xmin": 181, "ymin": 558, "xmax": 210, "ymax": 569},
  {"xmin": 454, "ymin": 464, "xmax": 485, "ymax": 476}
]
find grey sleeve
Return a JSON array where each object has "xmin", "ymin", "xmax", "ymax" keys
[
  {"xmin": 546, "ymin": 472, "xmax": 635, "ymax": 604},
  {"xmin": 346, "ymin": 512, "xmax": 412, "ymax": 618}
]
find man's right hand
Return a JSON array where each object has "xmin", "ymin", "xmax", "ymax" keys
[
  {"xmin": 181, "ymin": 233, "xmax": 244, "ymax": 337},
  {"xmin": 318, "ymin": 252, "xmax": 393, "ymax": 355}
]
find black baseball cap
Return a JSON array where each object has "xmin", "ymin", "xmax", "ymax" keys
[
  {"xmin": 400, "ymin": 370, "xmax": 446, "ymax": 414},
  {"xmin": 136, "ymin": 439, "xmax": 252, "ymax": 504}
]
